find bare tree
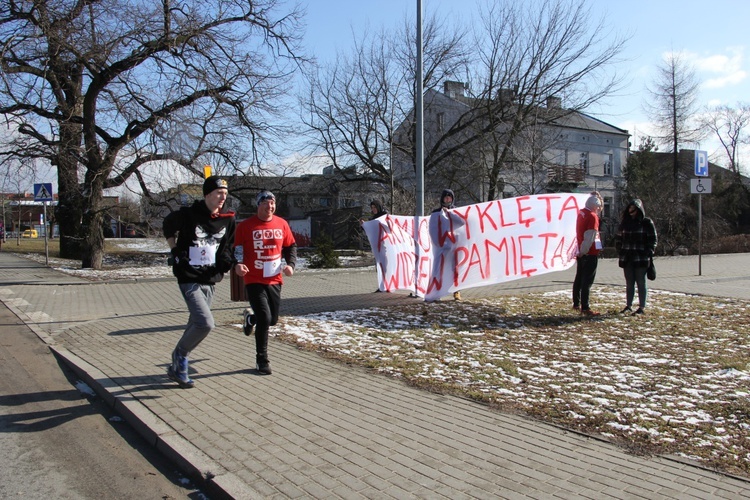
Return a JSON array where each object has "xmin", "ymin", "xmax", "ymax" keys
[
  {"xmin": 0, "ymin": 0, "xmax": 304, "ymax": 268},
  {"xmin": 445, "ymin": 0, "xmax": 627, "ymax": 201},
  {"xmin": 0, "ymin": 127, "xmax": 40, "ymax": 243},
  {"xmin": 390, "ymin": 0, "xmax": 627, "ymax": 205},
  {"xmin": 701, "ymin": 103, "xmax": 750, "ymax": 178},
  {"xmin": 644, "ymin": 53, "xmax": 703, "ymax": 192},
  {"xmin": 300, "ymin": 13, "xmax": 469, "ymax": 213},
  {"xmin": 303, "ymin": 0, "xmax": 627, "ymax": 214}
]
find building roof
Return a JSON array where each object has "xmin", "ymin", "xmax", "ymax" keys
[{"xmin": 552, "ymin": 111, "xmax": 629, "ymax": 136}]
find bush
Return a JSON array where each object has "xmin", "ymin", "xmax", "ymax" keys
[
  {"xmin": 308, "ymin": 234, "xmax": 340, "ymax": 269},
  {"xmin": 700, "ymin": 234, "xmax": 750, "ymax": 254}
]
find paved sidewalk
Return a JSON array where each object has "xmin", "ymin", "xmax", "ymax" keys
[{"xmin": 1, "ymin": 251, "xmax": 750, "ymax": 499}]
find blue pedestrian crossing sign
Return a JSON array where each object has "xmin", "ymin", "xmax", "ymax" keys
[
  {"xmin": 34, "ymin": 183, "xmax": 54, "ymax": 202},
  {"xmin": 694, "ymin": 150, "xmax": 708, "ymax": 177}
]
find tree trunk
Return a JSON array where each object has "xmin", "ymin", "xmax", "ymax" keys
[
  {"xmin": 55, "ymin": 123, "xmax": 84, "ymax": 260},
  {"xmin": 80, "ymin": 175, "xmax": 106, "ymax": 270},
  {"xmin": 81, "ymin": 209, "xmax": 105, "ymax": 269}
]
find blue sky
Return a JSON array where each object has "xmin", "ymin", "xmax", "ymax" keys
[
  {"xmin": 302, "ymin": 0, "xmax": 749, "ymax": 164},
  {"xmin": 12, "ymin": 0, "xmax": 748, "ymax": 195}
]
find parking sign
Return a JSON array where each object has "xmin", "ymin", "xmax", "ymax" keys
[{"xmin": 694, "ymin": 150, "xmax": 708, "ymax": 177}]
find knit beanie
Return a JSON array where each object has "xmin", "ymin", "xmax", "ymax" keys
[
  {"xmin": 256, "ymin": 190, "xmax": 275, "ymax": 206},
  {"xmin": 585, "ymin": 194, "xmax": 602, "ymax": 211},
  {"xmin": 203, "ymin": 176, "xmax": 228, "ymax": 196}
]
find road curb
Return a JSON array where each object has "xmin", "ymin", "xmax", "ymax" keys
[{"xmin": 50, "ymin": 345, "xmax": 260, "ymax": 500}]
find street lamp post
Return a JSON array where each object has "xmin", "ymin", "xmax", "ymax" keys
[{"xmin": 415, "ymin": 0, "xmax": 424, "ymax": 217}]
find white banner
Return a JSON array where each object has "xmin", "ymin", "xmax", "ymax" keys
[{"xmin": 363, "ymin": 193, "xmax": 589, "ymax": 301}]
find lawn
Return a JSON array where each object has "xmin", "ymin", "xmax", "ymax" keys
[{"xmin": 273, "ymin": 286, "xmax": 750, "ymax": 478}]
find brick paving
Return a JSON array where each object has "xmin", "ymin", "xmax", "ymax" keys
[{"xmin": 1, "ymin": 251, "xmax": 749, "ymax": 499}]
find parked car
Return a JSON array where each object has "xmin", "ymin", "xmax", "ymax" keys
[
  {"xmin": 22, "ymin": 229, "xmax": 38, "ymax": 238},
  {"xmin": 123, "ymin": 225, "xmax": 137, "ymax": 237}
]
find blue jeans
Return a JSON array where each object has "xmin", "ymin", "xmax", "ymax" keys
[
  {"xmin": 623, "ymin": 264, "xmax": 648, "ymax": 309},
  {"xmin": 174, "ymin": 283, "xmax": 215, "ymax": 355}
]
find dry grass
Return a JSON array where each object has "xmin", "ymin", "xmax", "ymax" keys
[
  {"xmin": 2, "ymin": 237, "xmax": 60, "ymax": 255},
  {"xmin": 274, "ymin": 287, "xmax": 750, "ymax": 478},
  {"xmin": 6, "ymin": 238, "xmax": 165, "ymax": 269}
]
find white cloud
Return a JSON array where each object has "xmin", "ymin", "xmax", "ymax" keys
[
  {"xmin": 678, "ymin": 47, "xmax": 747, "ymax": 89},
  {"xmin": 704, "ymin": 70, "xmax": 747, "ymax": 89}
]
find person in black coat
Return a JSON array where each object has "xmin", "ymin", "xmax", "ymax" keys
[
  {"xmin": 615, "ymin": 198, "xmax": 657, "ymax": 315},
  {"xmin": 361, "ymin": 200, "xmax": 388, "ymax": 225},
  {"xmin": 361, "ymin": 200, "xmax": 388, "ymax": 292},
  {"xmin": 163, "ymin": 176, "xmax": 236, "ymax": 387}
]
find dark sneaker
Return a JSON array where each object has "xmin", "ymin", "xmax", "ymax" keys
[
  {"xmin": 243, "ymin": 307, "xmax": 256, "ymax": 336},
  {"xmin": 171, "ymin": 348, "xmax": 189, "ymax": 374},
  {"xmin": 633, "ymin": 308, "xmax": 645, "ymax": 315},
  {"xmin": 168, "ymin": 349, "xmax": 194, "ymax": 388},
  {"xmin": 167, "ymin": 365, "xmax": 194, "ymax": 388},
  {"xmin": 581, "ymin": 309, "xmax": 600, "ymax": 317},
  {"xmin": 620, "ymin": 306, "xmax": 633, "ymax": 314},
  {"xmin": 256, "ymin": 360, "xmax": 272, "ymax": 375}
]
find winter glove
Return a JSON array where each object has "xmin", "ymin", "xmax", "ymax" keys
[{"xmin": 168, "ymin": 247, "xmax": 188, "ymax": 267}]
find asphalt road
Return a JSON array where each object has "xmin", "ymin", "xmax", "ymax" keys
[{"xmin": 0, "ymin": 301, "xmax": 204, "ymax": 499}]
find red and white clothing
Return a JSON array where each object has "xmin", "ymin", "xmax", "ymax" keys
[
  {"xmin": 576, "ymin": 208, "xmax": 601, "ymax": 256},
  {"xmin": 235, "ymin": 215, "xmax": 297, "ymax": 285}
]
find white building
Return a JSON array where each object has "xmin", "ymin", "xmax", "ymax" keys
[{"xmin": 391, "ymin": 81, "xmax": 629, "ymax": 226}]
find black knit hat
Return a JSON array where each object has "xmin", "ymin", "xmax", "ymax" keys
[{"xmin": 203, "ymin": 176, "xmax": 228, "ymax": 196}]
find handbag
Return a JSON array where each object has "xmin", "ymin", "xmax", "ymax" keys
[{"xmin": 647, "ymin": 257, "xmax": 656, "ymax": 281}]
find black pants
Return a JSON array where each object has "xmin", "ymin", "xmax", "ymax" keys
[
  {"xmin": 245, "ymin": 283, "xmax": 282, "ymax": 362},
  {"xmin": 572, "ymin": 255, "xmax": 598, "ymax": 310}
]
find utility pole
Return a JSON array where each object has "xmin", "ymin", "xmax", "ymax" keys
[
  {"xmin": 1, "ymin": 191, "xmax": 5, "ymax": 243},
  {"xmin": 415, "ymin": 0, "xmax": 424, "ymax": 217}
]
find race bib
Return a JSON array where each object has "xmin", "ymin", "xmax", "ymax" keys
[
  {"xmin": 189, "ymin": 244, "xmax": 217, "ymax": 266},
  {"xmin": 263, "ymin": 257, "xmax": 282, "ymax": 277}
]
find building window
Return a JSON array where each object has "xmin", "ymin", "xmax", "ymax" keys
[
  {"xmin": 603, "ymin": 154, "xmax": 613, "ymax": 176},
  {"xmin": 437, "ymin": 112, "xmax": 445, "ymax": 133},
  {"xmin": 319, "ymin": 197, "xmax": 332, "ymax": 207},
  {"xmin": 603, "ymin": 197, "xmax": 612, "ymax": 219},
  {"xmin": 579, "ymin": 152, "xmax": 589, "ymax": 174}
]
